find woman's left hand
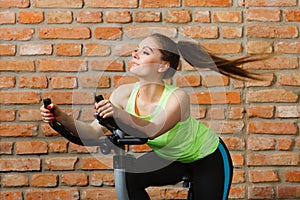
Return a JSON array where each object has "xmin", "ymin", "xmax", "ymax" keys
[{"xmin": 94, "ymin": 99, "xmax": 116, "ymax": 119}]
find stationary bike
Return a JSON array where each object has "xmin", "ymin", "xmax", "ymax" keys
[{"xmin": 43, "ymin": 95, "xmax": 193, "ymax": 200}]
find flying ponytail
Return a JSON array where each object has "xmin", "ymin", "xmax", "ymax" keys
[{"xmin": 150, "ymin": 33, "xmax": 269, "ymax": 80}]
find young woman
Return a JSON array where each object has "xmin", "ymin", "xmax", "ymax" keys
[{"xmin": 41, "ymin": 33, "xmax": 266, "ymax": 199}]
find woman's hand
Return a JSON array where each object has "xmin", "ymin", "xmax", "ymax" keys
[
  {"xmin": 40, "ymin": 103, "xmax": 60, "ymax": 123},
  {"xmin": 94, "ymin": 99, "xmax": 116, "ymax": 119}
]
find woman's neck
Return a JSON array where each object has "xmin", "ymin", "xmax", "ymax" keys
[{"xmin": 138, "ymin": 81, "xmax": 165, "ymax": 102}]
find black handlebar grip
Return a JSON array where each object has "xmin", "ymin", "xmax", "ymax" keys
[
  {"xmin": 95, "ymin": 95, "xmax": 104, "ymax": 103},
  {"xmin": 43, "ymin": 98, "xmax": 52, "ymax": 109}
]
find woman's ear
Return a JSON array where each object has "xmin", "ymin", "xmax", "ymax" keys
[{"xmin": 158, "ymin": 61, "xmax": 170, "ymax": 73}]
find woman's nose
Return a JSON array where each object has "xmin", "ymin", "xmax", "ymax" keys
[{"xmin": 132, "ymin": 50, "xmax": 139, "ymax": 59}]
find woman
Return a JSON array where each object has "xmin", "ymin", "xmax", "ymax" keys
[{"xmin": 41, "ymin": 33, "xmax": 266, "ymax": 199}]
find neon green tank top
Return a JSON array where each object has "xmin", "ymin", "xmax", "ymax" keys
[{"xmin": 126, "ymin": 82, "xmax": 219, "ymax": 163}]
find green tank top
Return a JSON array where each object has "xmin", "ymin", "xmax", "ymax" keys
[{"xmin": 126, "ymin": 82, "xmax": 219, "ymax": 163}]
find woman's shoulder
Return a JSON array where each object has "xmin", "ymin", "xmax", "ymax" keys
[{"xmin": 110, "ymin": 83, "xmax": 137, "ymax": 109}]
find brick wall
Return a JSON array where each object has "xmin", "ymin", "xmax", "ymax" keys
[{"xmin": 0, "ymin": 0, "xmax": 299, "ymax": 199}]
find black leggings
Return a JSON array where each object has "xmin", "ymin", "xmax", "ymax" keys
[{"xmin": 125, "ymin": 139, "xmax": 233, "ymax": 200}]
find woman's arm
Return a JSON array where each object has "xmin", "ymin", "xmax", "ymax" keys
[
  {"xmin": 40, "ymin": 104, "xmax": 106, "ymax": 140},
  {"xmin": 96, "ymin": 88, "xmax": 190, "ymax": 139}
]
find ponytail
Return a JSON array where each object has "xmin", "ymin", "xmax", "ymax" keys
[{"xmin": 177, "ymin": 41, "xmax": 267, "ymax": 80}]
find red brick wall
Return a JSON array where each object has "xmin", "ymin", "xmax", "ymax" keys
[{"xmin": 0, "ymin": 0, "xmax": 299, "ymax": 199}]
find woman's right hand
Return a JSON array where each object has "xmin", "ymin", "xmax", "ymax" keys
[{"xmin": 40, "ymin": 103, "xmax": 58, "ymax": 123}]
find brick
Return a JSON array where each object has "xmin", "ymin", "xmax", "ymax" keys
[
  {"xmin": 232, "ymin": 170, "xmax": 245, "ymax": 183},
  {"xmin": 105, "ymin": 11, "xmax": 132, "ymax": 23},
  {"xmin": 194, "ymin": 11, "xmax": 210, "ymax": 23},
  {"xmin": 18, "ymin": 11, "xmax": 44, "ymax": 24},
  {"xmin": 185, "ymin": 0, "xmax": 231, "ymax": 7},
  {"xmin": 249, "ymin": 170, "xmax": 279, "ymax": 183},
  {"xmin": 228, "ymin": 107, "xmax": 244, "ymax": 120},
  {"xmin": 131, "ymin": 144, "xmax": 152, "ymax": 153},
  {"xmin": 248, "ymin": 137, "xmax": 275, "ymax": 150},
  {"xmin": 190, "ymin": 92, "xmax": 241, "ymax": 104},
  {"xmin": 190, "ymin": 107, "xmax": 206, "ymax": 119},
  {"xmin": 0, "ymin": 92, "xmax": 40, "ymax": 104},
  {"xmin": 0, "ymin": 191, "xmax": 22, "ymax": 200},
  {"xmin": 91, "ymin": 60, "xmax": 125, "ymax": 71},
  {"xmin": 165, "ymin": 10, "xmax": 191, "ymax": 23},
  {"xmin": 45, "ymin": 157, "xmax": 78, "ymax": 171},
  {"xmin": 0, "ymin": 76, "xmax": 16, "ymax": 88},
  {"xmin": 0, "ymin": 158, "xmax": 41, "ymax": 171},
  {"xmin": 31, "ymin": 174, "xmax": 58, "ymax": 187},
  {"xmin": 19, "ymin": 75, "xmax": 48, "ymax": 88},
  {"xmin": 50, "ymin": 76, "xmax": 77, "ymax": 89},
  {"xmin": 246, "ymin": 40, "xmax": 273, "ymax": 54},
  {"xmin": 245, "ymin": 0, "xmax": 297, "ymax": 7},
  {"xmin": 202, "ymin": 74, "xmax": 229, "ymax": 87},
  {"xmin": 114, "ymin": 43, "xmax": 137, "ymax": 56},
  {"xmin": 20, "ymin": 44, "xmax": 52, "ymax": 55},
  {"xmin": 205, "ymin": 120, "xmax": 244, "ymax": 134},
  {"xmin": 33, "ymin": 0, "xmax": 83, "ymax": 8},
  {"xmin": 38, "ymin": 26, "xmax": 91, "ymax": 39},
  {"xmin": 19, "ymin": 108, "xmax": 44, "ymax": 121},
  {"xmin": 0, "ymin": 142, "xmax": 13, "ymax": 154},
  {"xmin": 48, "ymin": 141, "xmax": 68, "ymax": 153},
  {"xmin": 276, "ymin": 106, "xmax": 300, "ymax": 118},
  {"xmin": 229, "ymin": 186, "xmax": 246, "ymax": 199},
  {"xmin": 213, "ymin": 11, "xmax": 242, "ymax": 23},
  {"xmin": 25, "ymin": 189, "xmax": 79, "ymax": 200},
  {"xmin": 248, "ymin": 121, "xmax": 297, "ymax": 135},
  {"xmin": 207, "ymin": 107, "xmax": 225, "ymax": 119},
  {"xmin": 247, "ymin": 153, "xmax": 299, "ymax": 166},
  {"xmin": 278, "ymin": 73, "xmax": 300, "ymax": 86},
  {"xmin": 222, "ymin": 137, "xmax": 246, "ymax": 150},
  {"xmin": 84, "ymin": 43, "xmax": 111, "ymax": 56},
  {"xmin": 0, "ymin": 60, "xmax": 35, "ymax": 71},
  {"xmin": 285, "ymin": 10, "xmax": 300, "ymax": 22},
  {"xmin": 81, "ymin": 188, "xmax": 117, "ymax": 200},
  {"xmin": 94, "ymin": 27, "xmax": 122, "ymax": 40},
  {"xmin": 43, "ymin": 91, "xmax": 94, "ymax": 104},
  {"xmin": 201, "ymin": 42, "xmax": 242, "ymax": 54},
  {"xmin": 0, "ymin": 10, "xmax": 15, "ymax": 24},
  {"xmin": 0, "ymin": 0, "xmax": 29, "ymax": 8},
  {"xmin": 248, "ymin": 186, "xmax": 275, "ymax": 199},
  {"xmin": 246, "ymin": 89, "xmax": 298, "ymax": 103},
  {"xmin": 80, "ymin": 75, "xmax": 110, "ymax": 88},
  {"xmin": 134, "ymin": 11, "xmax": 161, "ymax": 22},
  {"xmin": 76, "ymin": 11, "xmax": 102, "ymax": 23},
  {"xmin": 2, "ymin": 174, "xmax": 29, "ymax": 187},
  {"xmin": 246, "ymin": 9, "xmax": 281, "ymax": 22},
  {"xmin": 90, "ymin": 171, "xmax": 114, "ymax": 186},
  {"xmin": 142, "ymin": 0, "xmax": 180, "ymax": 8},
  {"xmin": 277, "ymin": 186, "xmax": 300, "ymax": 199},
  {"xmin": 222, "ymin": 26, "xmax": 242, "ymax": 38},
  {"xmin": 285, "ymin": 170, "xmax": 300, "ymax": 182},
  {"xmin": 175, "ymin": 75, "xmax": 201, "ymax": 87},
  {"xmin": 275, "ymin": 41, "xmax": 300, "ymax": 53},
  {"xmin": 85, "ymin": 0, "xmax": 138, "ymax": 8},
  {"xmin": 180, "ymin": 26, "xmax": 218, "ymax": 39},
  {"xmin": 37, "ymin": 59, "xmax": 87, "ymax": 72},
  {"xmin": 69, "ymin": 143, "xmax": 98, "ymax": 153},
  {"xmin": 0, "ymin": 124, "xmax": 38, "ymax": 137},
  {"xmin": 124, "ymin": 26, "xmax": 177, "ymax": 38},
  {"xmin": 231, "ymin": 153, "xmax": 244, "ymax": 167},
  {"xmin": 80, "ymin": 157, "xmax": 113, "ymax": 170},
  {"xmin": 277, "ymin": 138, "xmax": 294, "ymax": 151},
  {"xmin": 113, "ymin": 76, "xmax": 139, "ymax": 87},
  {"xmin": 61, "ymin": 172, "xmax": 88, "ymax": 186},
  {"xmin": 0, "ymin": 28, "xmax": 34, "ymax": 40},
  {"xmin": 47, "ymin": 10, "xmax": 73, "ymax": 24},
  {"xmin": 244, "ymin": 56, "xmax": 298, "ymax": 70},
  {"xmin": 0, "ymin": 44, "xmax": 16, "ymax": 56},
  {"xmin": 246, "ymin": 25, "xmax": 298, "ymax": 38},
  {"xmin": 56, "ymin": 43, "xmax": 82, "ymax": 56},
  {"xmin": 16, "ymin": 141, "xmax": 48, "ymax": 155},
  {"xmin": 0, "ymin": 109, "xmax": 15, "ymax": 122}
]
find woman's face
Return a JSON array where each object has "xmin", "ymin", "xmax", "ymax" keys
[{"xmin": 130, "ymin": 37, "xmax": 166, "ymax": 78}]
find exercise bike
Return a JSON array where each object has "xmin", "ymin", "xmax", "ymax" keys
[{"xmin": 43, "ymin": 95, "xmax": 193, "ymax": 200}]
